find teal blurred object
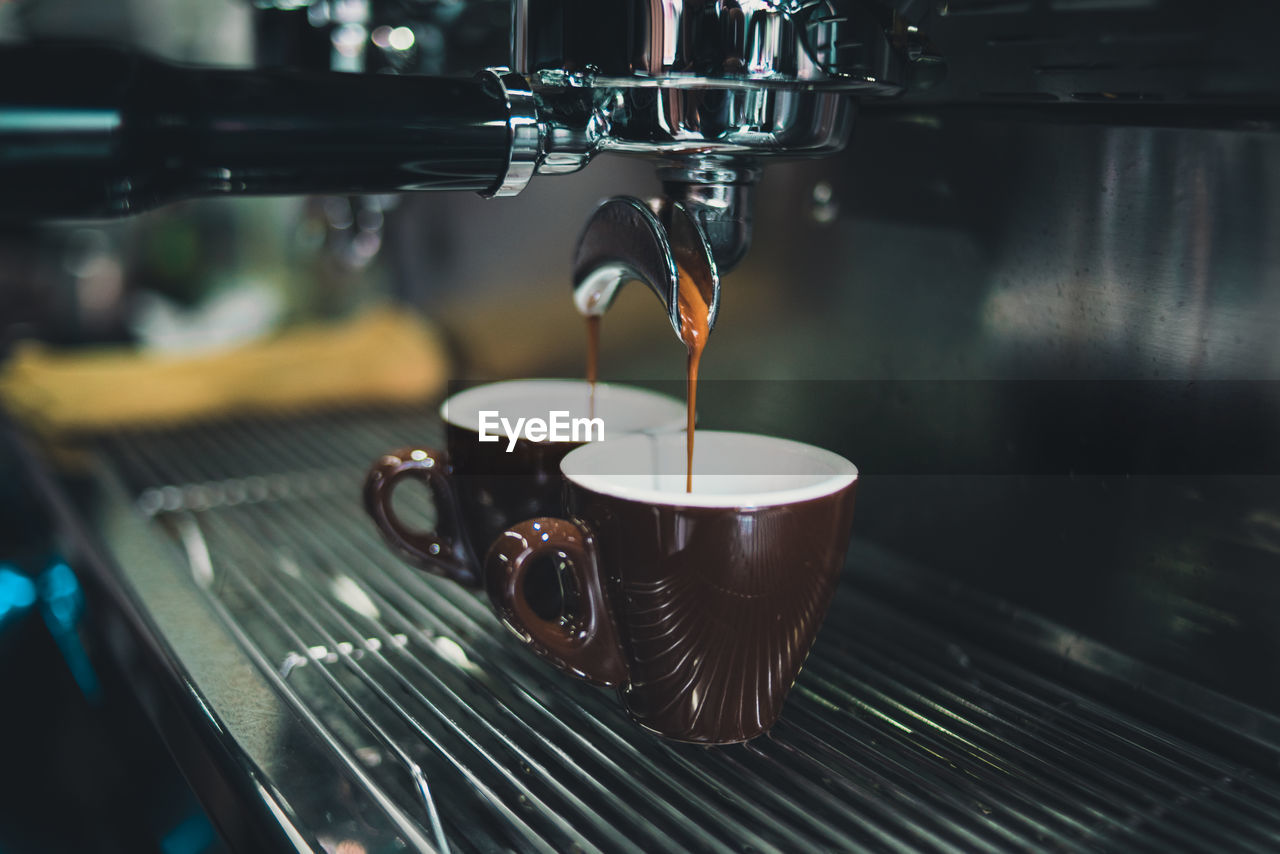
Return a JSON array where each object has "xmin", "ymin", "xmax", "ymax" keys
[
  {"xmin": 0, "ymin": 564, "xmax": 37, "ymax": 628},
  {"xmin": 36, "ymin": 562, "xmax": 101, "ymax": 703},
  {"xmin": 160, "ymin": 809, "xmax": 217, "ymax": 854}
]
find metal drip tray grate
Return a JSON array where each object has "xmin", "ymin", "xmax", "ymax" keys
[{"xmin": 83, "ymin": 409, "xmax": 1280, "ymax": 853}]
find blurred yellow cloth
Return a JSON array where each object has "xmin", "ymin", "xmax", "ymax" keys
[{"xmin": 1, "ymin": 308, "xmax": 449, "ymax": 434}]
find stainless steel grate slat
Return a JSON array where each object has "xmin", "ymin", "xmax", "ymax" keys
[
  {"xmin": 280, "ymin": 490, "xmax": 842, "ymax": 853},
  {"xmin": 230, "ymin": 512, "xmax": 671, "ymax": 854},
  {"xmin": 245, "ymin": 499, "xmax": 754, "ymax": 854},
  {"xmin": 204, "ymin": 515, "xmax": 588, "ymax": 854},
  {"xmin": 167, "ymin": 514, "xmax": 452, "ymax": 854},
  {"xmin": 90, "ymin": 410, "xmax": 1280, "ymax": 853},
  {"xmin": 818, "ymin": 635, "xmax": 1280, "ymax": 850},
  {"xmin": 102, "ymin": 429, "xmax": 456, "ymax": 854},
  {"xmin": 802, "ymin": 655, "xmax": 1223, "ymax": 847}
]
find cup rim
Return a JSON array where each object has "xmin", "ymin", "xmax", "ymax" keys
[
  {"xmin": 560, "ymin": 430, "xmax": 858, "ymax": 509},
  {"xmin": 440, "ymin": 378, "xmax": 686, "ymax": 437}
]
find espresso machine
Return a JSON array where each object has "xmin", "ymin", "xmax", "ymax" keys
[
  {"xmin": 3, "ymin": 1, "xmax": 1280, "ymax": 851},
  {"xmin": 1, "ymin": 0, "xmax": 929, "ymax": 338}
]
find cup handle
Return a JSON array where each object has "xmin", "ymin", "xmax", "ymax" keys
[
  {"xmin": 363, "ymin": 447, "xmax": 478, "ymax": 587},
  {"xmin": 485, "ymin": 517, "xmax": 628, "ymax": 687}
]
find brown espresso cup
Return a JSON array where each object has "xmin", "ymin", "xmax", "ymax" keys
[
  {"xmin": 485, "ymin": 430, "xmax": 859, "ymax": 744},
  {"xmin": 364, "ymin": 379, "xmax": 685, "ymax": 586}
]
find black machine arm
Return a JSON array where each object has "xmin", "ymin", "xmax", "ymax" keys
[{"xmin": 0, "ymin": 42, "xmax": 532, "ymax": 219}]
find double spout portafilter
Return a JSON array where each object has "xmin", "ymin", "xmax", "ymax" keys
[
  {"xmin": 528, "ymin": 0, "xmax": 920, "ymax": 339},
  {"xmin": 0, "ymin": 0, "xmax": 930, "ymax": 339}
]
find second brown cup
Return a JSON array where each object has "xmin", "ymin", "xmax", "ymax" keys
[{"xmin": 364, "ymin": 379, "xmax": 685, "ymax": 585}]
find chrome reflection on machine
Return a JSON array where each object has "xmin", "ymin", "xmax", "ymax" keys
[
  {"xmin": 511, "ymin": 0, "xmax": 916, "ymax": 337},
  {"xmin": 0, "ymin": 0, "xmax": 933, "ymax": 339}
]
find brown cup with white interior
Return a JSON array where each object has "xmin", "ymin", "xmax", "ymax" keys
[
  {"xmin": 364, "ymin": 379, "xmax": 685, "ymax": 586},
  {"xmin": 485, "ymin": 430, "xmax": 858, "ymax": 743}
]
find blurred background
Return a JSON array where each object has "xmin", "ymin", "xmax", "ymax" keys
[{"xmin": 2, "ymin": 0, "xmax": 1279, "ymax": 850}]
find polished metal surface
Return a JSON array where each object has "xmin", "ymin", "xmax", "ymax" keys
[
  {"xmin": 29, "ymin": 407, "xmax": 1278, "ymax": 851},
  {"xmin": 516, "ymin": 0, "xmax": 907, "ymax": 92},
  {"xmin": 511, "ymin": 0, "xmax": 882, "ymax": 276},
  {"xmin": 554, "ymin": 86, "xmax": 857, "ymax": 160},
  {"xmin": 514, "ymin": 0, "xmax": 871, "ymax": 307},
  {"xmin": 572, "ymin": 196, "xmax": 719, "ymax": 341},
  {"xmin": 510, "ymin": 0, "xmax": 889, "ymax": 324},
  {"xmin": 657, "ymin": 157, "xmax": 760, "ymax": 271},
  {"xmin": 482, "ymin": 69, "xmax": 543, "ymax": 198}
]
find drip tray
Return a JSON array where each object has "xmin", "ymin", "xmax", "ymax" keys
[{"xmin": 23, "ymin": 407, "xmax": 1280, "ymax": 852}]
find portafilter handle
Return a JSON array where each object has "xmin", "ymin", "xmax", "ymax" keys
[{"xmin": 0, "ymin": 42, "xmax": 540, "ymax": 220}]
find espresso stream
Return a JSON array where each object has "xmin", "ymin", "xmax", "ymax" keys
[
  {"xmin": 583, "ymin": 267, "xmax": 709, "ymax": 492},
  {"xmin": 586, "ymin": 314, "xmax": 600, "ymax": 419},
  {"xmin": 676, "ymin": 268, "xmax": 710, "ymax": 493}
]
